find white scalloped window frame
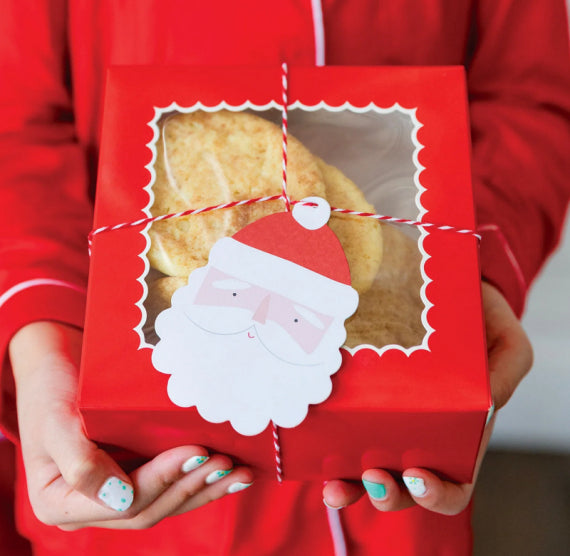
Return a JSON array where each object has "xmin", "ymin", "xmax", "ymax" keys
[{"xmin": 135, "ymin": 101, "xmax": 433, "ymax": 357}]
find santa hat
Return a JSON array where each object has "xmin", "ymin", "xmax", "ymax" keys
[{"xmin": 208, "ymin": 197, "xmax": 359, "ymax": 318}]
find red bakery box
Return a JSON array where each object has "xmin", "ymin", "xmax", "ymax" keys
[{"xmin": 79, "ymin": 65, "xmax": 492, "ymax": 483}]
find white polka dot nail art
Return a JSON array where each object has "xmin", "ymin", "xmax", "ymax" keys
[
  {"xmin": 98, "ymin": 477, "xmax": 134, "ymax": 511},
  {"xmin": 403, "ymin": 476, "xmax": 427, "ymax": 497}
]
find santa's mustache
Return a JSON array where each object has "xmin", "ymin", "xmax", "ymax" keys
[
  {"xmin": 153, "ymin": 304, "xmax": 339, "ymax": 435},
  {"xmin": 182, "ymin": 304, "xmax": 328, "ymax": 366}
]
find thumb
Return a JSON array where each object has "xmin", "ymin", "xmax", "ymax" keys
[
  {"xmin": 50, "ymin": 415, "xmax": 135, "ymax": 513},
  {"xmin": 19, "ymin": 398, "xmax": 137, "ymax": 525},
  {"xmin": 11, "ymin": 322, "xmax": 135, "ymax": 517},
  {"xmin": 21, "ymin": 402, "xmax": 136, "ymax": 525}
]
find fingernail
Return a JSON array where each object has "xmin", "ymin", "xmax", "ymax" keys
[
  {"xmin": 227, "ymin": 481, "xmax": 253, "ymax": 494},
  {"xmin": 362, "ymin": 479, "xmax": 387, "ymax": 500},
  {"xmin": 98, "ymin": 477, "xmax": 134, "ymax": 512},
  {"xmin": 205, "ymin": 469, "xmax": 232, "ymax": 484},
  {"xmin": 486, "ymin": 402, "xmax": 496, "ymax": 425},
  {"xmin": 181, "ymin": 455, "xmax": 209, "ymax": 473},
  {"xmin": 323, "ymin": 498, "xmax": 345, "ymax": 510},
  {"xmin": 403, "ymin": 476, "xmax": 427, "ymax": 497}
]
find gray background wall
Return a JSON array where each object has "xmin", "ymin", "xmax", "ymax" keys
[{"xmin": 490, "ymin": 220, "xmax": 570, "ymax": 453}]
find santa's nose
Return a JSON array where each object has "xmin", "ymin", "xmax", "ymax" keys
[{"xmin": 252, "ymin": 295, "xmax": 271, "ymax": 324}]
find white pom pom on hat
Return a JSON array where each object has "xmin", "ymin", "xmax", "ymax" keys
[{"xmin": 292, "ymin": 196, "xmax": 332, "ymax": 230}]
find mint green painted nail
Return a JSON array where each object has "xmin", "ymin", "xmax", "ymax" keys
[{"xmin": 362, "ymin": 479, "xmax": 387, "ymax": 500}]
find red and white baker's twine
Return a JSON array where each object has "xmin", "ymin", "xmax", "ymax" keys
[
  {"xmin": 88, "ymin": 62, "xmax": 481, "ymax": 482},
  {"xmin": 272, "ymin": 422, "xmax": 284, "ymax": 483},
  {"xmin": 266, "ymin": 65, "xmax": 289, "ymax": 485},
  {"xmin": 281, "ymin": 63, "xmax": 291, "ymax": 212},
  {"xmin": 88, "ymin": 198, "xmax": 481, "ymax": 252},
  {"xmin": 329, "ymin": 208, "xmax": 481, "ymax": 239}
]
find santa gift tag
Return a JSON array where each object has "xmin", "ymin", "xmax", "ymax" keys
[{"xmin": 152, "ymin": 197, "xmax": 359, "ymax": 436}]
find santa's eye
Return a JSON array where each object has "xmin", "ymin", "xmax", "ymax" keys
[
  {"xmin": 232, "ymin": 292, "xmax": 237, "ymax": 297},
  {"xmin": 293, "ymin": 305, "xmax": 325, "ymax": 330}
]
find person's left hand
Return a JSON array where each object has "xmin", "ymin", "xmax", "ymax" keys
[{"xmin": 323, "ymin": 281, "xmax": 533, "ymax": 515}]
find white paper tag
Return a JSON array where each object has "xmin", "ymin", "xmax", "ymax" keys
[{"xmin": 152, "ymin": 199, "xmax": 359, "ymax": 435}]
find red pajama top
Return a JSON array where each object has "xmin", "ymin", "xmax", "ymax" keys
[{"xmin": 0, "ymin": 1, "xmax": 569, "ymax": 555}]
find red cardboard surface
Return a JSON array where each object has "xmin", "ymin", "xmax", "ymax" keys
[{"xmin": 80, "ymin": 66, "xmax": 491, "ymax": 483}]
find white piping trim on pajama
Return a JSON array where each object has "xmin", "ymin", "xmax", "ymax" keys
[
  {"xmin": 326, "ymin": 506, "xmax": 348, "ymax": 556},
  {"xmin": 477, "ymin": 223, "xmax": 527, "ymax": 294},
  {"xmin": 0, "ymin": 278, "xmax": 87, "ymax": 310},
  {"xmin": 310, "ymin": 0, "xmax": 326, "ymax": 66}
]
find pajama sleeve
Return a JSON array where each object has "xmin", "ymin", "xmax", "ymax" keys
[
  {"xmin": 0, "ymin": 0, "xmax": 92, "ymax": 438},
  {"xmin": 468, "ymin": 0, "xmax": 570, "ymax": 317}
]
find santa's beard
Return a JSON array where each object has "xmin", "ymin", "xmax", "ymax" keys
[{"xmin": 152, "ymin": 285, "xmax": 345, "ymax": 436}]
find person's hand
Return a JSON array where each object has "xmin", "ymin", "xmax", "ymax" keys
[
  {"xmin": 323, "ymin": 281, "xmax": 533, "ymax": 515},
  {"xmin": 9, "ymin": 321, "xmax": 254, "ymax": 530}
]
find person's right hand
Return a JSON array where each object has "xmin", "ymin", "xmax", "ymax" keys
[{"xmin": 9, "ymin": 321, "xmax": 254, "ymax": 530}]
